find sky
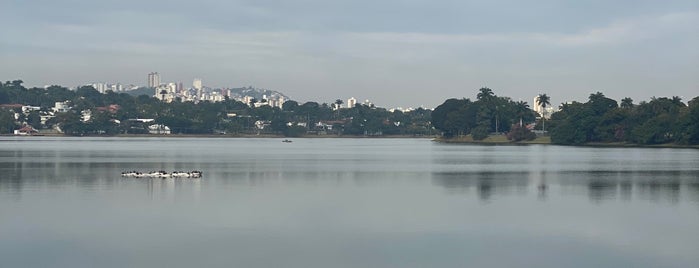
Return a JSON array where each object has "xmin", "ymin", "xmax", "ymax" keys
[{"xmin": 1, "ymin": 0, "xmax": 697, "ymax": 108}]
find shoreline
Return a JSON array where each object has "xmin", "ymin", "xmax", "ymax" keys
[
  {"xmin": 1, "ymin": 133, "xmax": 437, "ymax": 139},
  {"xmin": 4, "ymin": 134, "xmax": 697, "ymax": 148},
  {"xmin": 434, "ymin": 135, "xmax": 699, "ymax": 149}
]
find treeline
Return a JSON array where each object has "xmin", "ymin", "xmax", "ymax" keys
[
  {"xmin": 0, "ymin": 80, "xmax": 432, "ymax": 136},
  {"xmin": 549, "ymin": 92, "xmax": 699, "ymax": 145},
  {"xmin": 431, "ymin": 87, "xmax": 699, "ymax": 146},
  {"xmin": 431, "ymin": 88, "xmax": 537, "ymax": 139}
]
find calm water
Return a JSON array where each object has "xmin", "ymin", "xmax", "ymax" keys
[{"xmin": 1, "ymin": 137, "xmax": 698, "ymax": 268}]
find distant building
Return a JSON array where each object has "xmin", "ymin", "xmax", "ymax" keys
[
  {"xmin": 148, "ymin": 124, "xmax": 171, "ymax": 134},
  {"xmin": 91, "ymin": 82, "xmax": 107, "ymax": 93},
  {"xmin": 148, "ymin": 72, "xmax": 161, "ymax": 88},
  {"xmin": 154, "ymin": 83, "xmax": 176, "ymax": 103},
  {"xmin": 347, "ymin": 97, "xmax": 357, "ymax": 108},
  {"xmin": 14, "ymin": 125, "xmax": 38, "ymax": 136},
  {"xmin": 53, "ymin": 101, "xmax": 70, "ymax": 113}
]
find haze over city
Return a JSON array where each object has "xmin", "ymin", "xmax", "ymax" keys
[{"xmin": 1, "ymin": 0, "xmax": 697, "ymax": 108}]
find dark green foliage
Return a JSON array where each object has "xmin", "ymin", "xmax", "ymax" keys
[
  {"xmin": 1, "ymin": 80, "xmax": 432, "ymax": 136},
  {"xmin": 0, "ymin": 109, "xmax": 17, "ymax": 133},
  {"xmin": 471, "ymin": 125, "xmax": 490, "ymax": 140},
  {"xmin": 549, "ymin": 93, "xmax": 696, "ymax": 145},
  {"xmin": 432, "ymin": 88, "xmax": 536, "ymax": 137},
  {"xmin": 507, "ymin": 124, "xmax": 536, "ymax": 141},
  {"xmin": 283, "ymin": 125, "xmax": 306, "ymax": 137}
]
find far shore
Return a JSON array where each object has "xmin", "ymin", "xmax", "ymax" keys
[
  {"xmin": 1, "ymin": 133, "xmax": 437, "ymax": 139},
  {"xmin": 434, "ymin": 135, "xmax": 699, "ymax": 149},
  {"xmin": 4, "ymin": 133, "xmax": 698, "ymax": 149}
]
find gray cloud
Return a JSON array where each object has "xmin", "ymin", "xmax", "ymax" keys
[{"xmin": 1, "ymin": 0, "xmax": 697, "ymax": 108}]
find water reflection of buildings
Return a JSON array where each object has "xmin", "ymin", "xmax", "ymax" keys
[{"xmin": 431, "ymin": 170, "xmax": 699, "ymax": 203}]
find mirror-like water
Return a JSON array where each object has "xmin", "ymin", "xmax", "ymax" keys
[{"xmin": 1, "ymin": 137, "xmax": 698, "ymax": 268}]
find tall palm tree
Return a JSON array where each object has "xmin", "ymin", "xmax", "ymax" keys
[
  {"xmin": 334, "ymin": 99, "xmax": 343, "ymax": 118},
  {"xmin": 620, "ymin": 97, "xmax": 634, "ymax": 109},
  {"xmin": 514, "ymin": 101, "xmax": 530, "ymax": 126},
  {"xmin": 477, "ymin": 87, "xmax": 495, "ymax": 101},
  {"xmin": 671, "ymin": 96, "xmax": 685, "ymax": 107},
  {"xmin": 536, "ymin": 94, "xmax": 550, "ymax": 132}
]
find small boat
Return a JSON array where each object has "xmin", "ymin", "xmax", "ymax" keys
[{"xmin": 282, "ymin": 139, "xmax": 293, "ymax": 143}]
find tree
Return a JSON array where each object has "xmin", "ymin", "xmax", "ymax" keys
[
  {"xmin": 476, "ymin": 87, "xmax": 495, "ymax": 101},
  {"xmin": 334, "ymin": 99, "xmax": 344, "ymax": 118},
  {"xmin": 620, "ymin": 97, "xmax": 634, "ymax": 109},
  {"xmin": 334, "ymin": 99, "xmax": 343, "ymax": 109},
  {"xmin": 536, "ymin": 93, "xmax": 551, "ymax": 132},
  {"xmin": 0, "ymin": 109, "xmax": 17, "ymax": 133},
  {"xmin": 26, "ymin": 111, "xmax": 42, "ymax": 129}
]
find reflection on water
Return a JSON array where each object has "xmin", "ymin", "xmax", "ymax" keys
[
  {"xmin": 1, "ymin": 137, "xmax": 699, "ymax": 268},
  {"xmin": 430, "ymin": 170, "xmax": 698, "ymax": 203}
]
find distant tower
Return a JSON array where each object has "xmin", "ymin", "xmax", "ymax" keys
[
  {"xmin": 193, "ymin": 78, "xmax": 202, "ymax": 90},
  {"xmin": 148, "ymin": 72, "xmax": 161, "ymax": 88},
  {"xmin": 347, "ymin": 97, "xmax": 357, "ymax": 108},
  {"xmin": 176, "ymin": 82, "xmax": 184, "ymax": 93},
  {"xmin": 193, "ymin": 78, "xmax": 203, "ymax": 99}
]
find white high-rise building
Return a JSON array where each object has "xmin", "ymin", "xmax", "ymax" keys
[
  {"xmin": 148, "ymin": 72, "xmax": 160, "ymax": 88},
  {"xmin": 193, "ymin": 78, "xmax": 202, "ymax": 90},
  {"xmin": 91, "ymin": 82, "xmax": 107, "ymax": 93},
  {"xmin": 347, "ymin": 97, "xmax": 357, "ymax": 108}
]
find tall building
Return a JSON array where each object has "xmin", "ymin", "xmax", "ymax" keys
[
  {"xmin": 91, "ymin": 82, "xmax": 107, "ymax": 93},
  {"xmin": 193, "ymin": 78, "xmax": 202, "ymax": 90},
  {"xmin": 148, "ymin": 72, "xmax": 161, "ymax": 88},
  {"xmin": 347, "ymin": 97, "xmax": 357, "ymax": 108},
  {"xmin": 533, "ymin": 96, "xmax": 554, "ymax": 119}
]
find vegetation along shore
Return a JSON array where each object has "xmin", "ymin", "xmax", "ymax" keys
[{"xmin": 2, "ymin": 80, "xmax": 697, "ymax": 148}]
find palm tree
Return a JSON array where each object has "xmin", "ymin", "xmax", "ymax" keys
[
  {"xmin": 334, "ymin": 99, "xmax": 343, "ymax": 109},
  {"xmin": 671, "ymin": 96, "xmax": 685, "ymax": 107},
  {"xmin": 477, "ymin": 87, "xmax": 495, "ymax": 101},
  {"xmin": 620, "ymin": 97, "xmax": 634, "ymax": 109},
  {"xmin": 334, "ymin": 99, "xmax": 343, "ymax": 118},
  {"xmin": 514, "ymin": 101, "xmax": 530, "ymax": 126},
  {"xmin": 536, "ymin": 93, "xmax": 550, "ymax": 132}
]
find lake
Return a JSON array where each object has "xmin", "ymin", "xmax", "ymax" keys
[{"xmin": 1, "ymin": 137, "xmax": 698, "ymax": 268}]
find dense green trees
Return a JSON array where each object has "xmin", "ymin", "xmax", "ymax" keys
[
  {"xmin": 432, "ymin": 88, "xmax": 537, "ymax": 139},
  {"xmin": 433, "ymin": 88, "xmax": 698, "ymax": 146},
  {"xmin": 0, "ymin": 80, "xmax": 432, "ymax": 136},
  {"xmin": 548, "ymin": 93, "xmax": 698, "ymax": 145}
]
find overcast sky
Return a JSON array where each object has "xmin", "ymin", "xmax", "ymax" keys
[{"xmin": 1, "ymin": 0, "xmax": 697, "ymax": 108}]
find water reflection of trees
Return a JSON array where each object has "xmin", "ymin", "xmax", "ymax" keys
[
  {"xmin": 431, "ymin": 170, "xmax": 699, "ymax": 203},
  {"xmin": 431, "ymin": 172, "xmax": 529, "ymax": 201}
]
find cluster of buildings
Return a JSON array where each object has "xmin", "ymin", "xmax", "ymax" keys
[
  {"xmin": 89, "ymin": 82, "xmax": 140, "ymax": 94},
  {"xmin": 0, "ymin": 101, "xmax": 172, "ymax": 135},
  {"xmin": 83, "ymin": 72, "xmax": 427, "ymax": 112},
  {"xmin": 146, "ymin": 72, "xmax": 288, "ymax": 108}
]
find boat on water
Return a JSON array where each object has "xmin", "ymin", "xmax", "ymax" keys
[
  {"xmin": 121, "ymin": 170, "xmax": 203, "ymax": 178},
  {"xmin": 282, "ymin": 139, "xmax": 293, "ymax": 143}
]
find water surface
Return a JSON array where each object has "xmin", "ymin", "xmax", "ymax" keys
[{"xmin": 1, "ymin": 137, "xmax": 698, "ymax": 268}]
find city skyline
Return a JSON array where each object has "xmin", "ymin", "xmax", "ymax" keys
[{"xmin": 1, "ymin": 1, "xmax": 697, "ymax": 108}]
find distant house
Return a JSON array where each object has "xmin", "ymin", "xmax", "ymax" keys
[
  {"xmin": 14, "ymin": 125, "xmax": 38, "ymax": 136},
  {"xmin": 148, "ymin": 124, "xmax": 171, "ymax": 134}
]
